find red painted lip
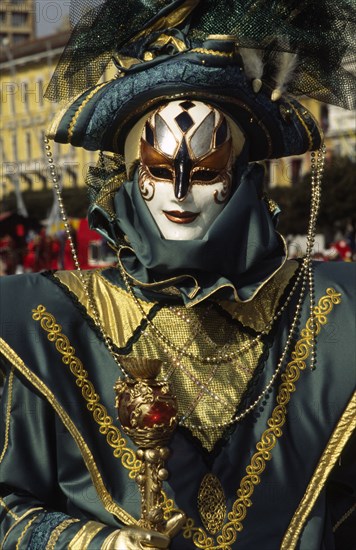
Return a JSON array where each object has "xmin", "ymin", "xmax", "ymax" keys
[{"xmin": 163, "ymin": 210, "xmax": 199, "ymax": 224}]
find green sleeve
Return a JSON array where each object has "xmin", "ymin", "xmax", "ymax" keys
[{"xmin": 0, "ymin": 362, "xmax": 117, "ymax": 549}]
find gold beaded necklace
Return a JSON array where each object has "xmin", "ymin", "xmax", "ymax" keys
[
  {"xmin": 43, "ymin": 136, "xmax": 326, "ymax": 427},
  {"xmin": 118, "ymin": 258, "xmax": 308, "ymax": 429}
]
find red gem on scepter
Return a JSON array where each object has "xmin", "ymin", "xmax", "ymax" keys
[{"xmin": 143, "ymin": 401, "xmax": 176, "ymax": 428}]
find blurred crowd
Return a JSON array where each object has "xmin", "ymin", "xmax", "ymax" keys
[
  {"xmin": 313, "ymin": 239, "xmax": 355, "ymax": 262},
  {"xmin": 287, "ymin": 234, "xmax": 356, "ymax": 263},
  {"xmin": 0, "ymin": 216, "xmax": 115, "ymax": 276},
  {"xmin": 1, "ymin": 229, "xmax": 70, "ymax": 275}
]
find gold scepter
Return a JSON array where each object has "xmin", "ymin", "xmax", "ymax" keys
[{"xmin": 114, "ymin": 358, "xmax": 180, "ymax": 533}]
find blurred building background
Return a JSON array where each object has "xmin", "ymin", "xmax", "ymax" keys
[
  {"xmin": 0, "ymin": 24, "xmax": 99, "ymax": 213},
  {"xmin": 0, "ymin": 0, "xmax": 36, "ymax": 46},
  {"xmin": 267, "ymin": 100, "xmax": 355, "ymax": 188},
  {"xmin": 0, "ymin": 0, "xmax": 355, "ymax": 274}
]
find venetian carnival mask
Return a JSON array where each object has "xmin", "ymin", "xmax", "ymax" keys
[{"xmin": 137, "ymin": 100, "xmax": 245, "ymax": 240}]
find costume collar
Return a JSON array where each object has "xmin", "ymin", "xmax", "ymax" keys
[{"xmin": 53, "ymin": 260, "xmax": 298, "ymax": 342}]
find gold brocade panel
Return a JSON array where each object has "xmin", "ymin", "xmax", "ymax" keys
[
  {"xmin": 54, "ymin": 263, "xmax": 298, "ymax": 450},
  {"xmin": 55, "ymin": 270, "xmax": 155, "ymax": 348},
  {"xmin": 129, "ymin": 304, "xmax": 264, "ymax": 450}
]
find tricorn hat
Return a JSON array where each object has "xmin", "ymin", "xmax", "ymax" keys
[{"xmin": 46, "ymin": 0, "xmax": 355, "ymax": 161}]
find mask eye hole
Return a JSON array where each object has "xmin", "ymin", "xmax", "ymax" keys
[
  {"xmin": 191, "ymin": 169, "xmax": 220, "ymax": 183},
  {"xmin": 148, "ymin": 166, "xmax": 173, "ymax": 180}
]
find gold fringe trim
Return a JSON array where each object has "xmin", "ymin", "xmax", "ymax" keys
[
  {"xmin": 281, "ymin": 391, "xmax": 356, "ymax": 549},
  {"xmin": 0, "ymin": 338, "xmax": 137, "ymax": 527},
  {"xmin": 0, "ymin": 367, "xmax": 14, "ymax": 464}
]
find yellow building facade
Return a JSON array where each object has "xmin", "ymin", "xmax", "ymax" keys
[
  {"xmin": 0, "ymin": 31, "xmax": 100, "ymax": 212},
  {"xmin": 0, "ymin": 0, "xmax": 35, "ymax": 46}
]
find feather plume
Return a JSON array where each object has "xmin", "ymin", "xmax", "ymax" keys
[
  {"xmin": 239, "ymin": 48, "xmax": 264, "ymax": 81},
  {"xmin": 271, "ymin": 51, "xmax": 298, "ymax": 100}
]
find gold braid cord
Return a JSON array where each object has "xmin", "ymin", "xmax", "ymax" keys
[
  {"xmin": 32, "ymin": 305, "xmax": 141, "ymax": 478},
  {"xmin": 46, "ymin": 518, "xmax": 80, "ymax": 550},
  {"xmin": 0, "ymin": 367, "xmax": 14, "ymax": 464},
  {"xmin": 67, "ymin": 82, "xmax": 109, "ymax": 141},
  {"xmin": 15, "ymin": 514, "xmax": 40, "ymax": 550},
  {"xmin": 32, "ymin": 289, "xmax": 341, "ymax": 548}
]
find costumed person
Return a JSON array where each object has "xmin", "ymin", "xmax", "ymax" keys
[{"xmin": 1, "ymin": 1, "xmax": 355, "ymax": 548}]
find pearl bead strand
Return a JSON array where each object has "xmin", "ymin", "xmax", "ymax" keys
[
  {"xmin": 44, "ymin": 138, "xmax": 129, "ymax": 380},
  {"xmin": 44, "ymin": 136, "xmax": 325, "ymax": 427}
]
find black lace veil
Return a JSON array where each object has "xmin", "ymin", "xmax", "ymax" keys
[{"xmin": 45, "ymin": 0, "xmax": 356, "ymax": 109}]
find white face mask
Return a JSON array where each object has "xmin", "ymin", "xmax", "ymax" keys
[{"xmin": 138, "ymin": 100, "xmax": 241, "ymax": 240}]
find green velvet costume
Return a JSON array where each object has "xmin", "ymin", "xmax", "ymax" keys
[
  {"xmin": 1, "ymin": 2, "xmax": 356, "ymax": 548},
  {"xmin": 0, "ymin": 257, "xmax": 355, "ymax": 549}
]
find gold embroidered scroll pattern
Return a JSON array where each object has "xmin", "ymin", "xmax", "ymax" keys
[
  {"xmin": 0, "ymin": 338, "xmax": 136, "ymax": 526},
  {"xmin": 179, "ymin": 287, "xmax": 342, "ymax": 549},
  {"xmin": 198, "ymin": 474, "xmax": 227, "ymax": 535},
  {"xmin": 31, "ymin": 288, "xmax": 341, "ymax": 549},
  {"xmin": 32, "ymin": 305, "xmax": 141, "ymax": 479}
]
